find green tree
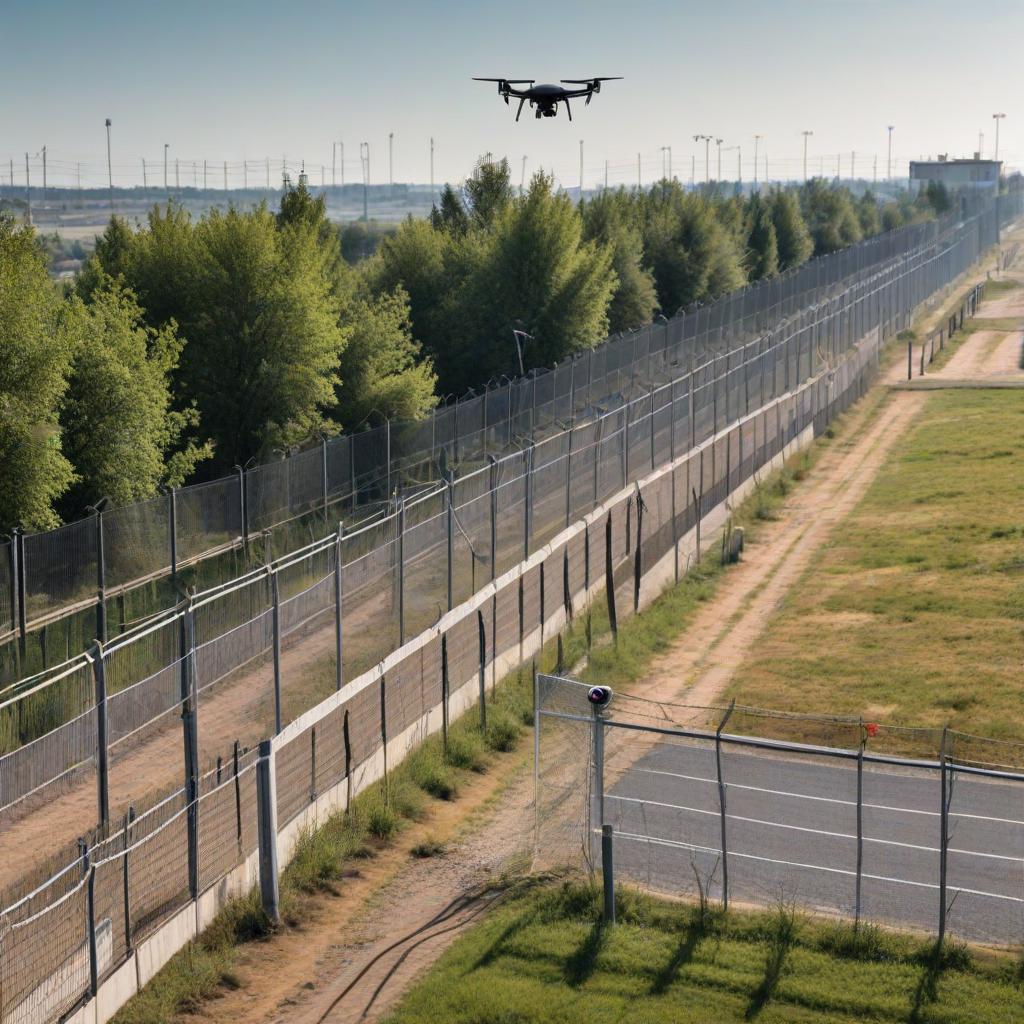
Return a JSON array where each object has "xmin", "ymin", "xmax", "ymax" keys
[
  {"xmin": 463, "ymin": 155, "xmax": 514, "ymax": 229},
  {"xmin": 769, "ymin": 189, "xmax": 814, "ymax": 271},
  {"xmin": 58, "ymin": 276, "xmax": 211, "ymax": 513},
  {"xmin": 801, "ymin": 180, "xmax": 863, "ymax": 255},
  {"xmin": 182, "ymin": 205, "xmax": 347, "ymax": 465},
  {"xmin": 449, "ymin": 172, "xmax": 616, "ymax": 386},
  {"xmin": 429, "ymin": 184, "xmax": 470, "ymax": 236},
  {"xmin": 0, "ymin": 218, "xmax": 75, "ymax": 531},
  {"xmin": 745, "ymin": 194, "xmax": 779, "ymax": 280},
  {"xmin": 642, "ymin": 184, "xmax": 745, "ymax": 313},
  {"xmin": 335, "ymin": 287, "xmax": 437, "ymax": 428},
  {"xmin": 856, "ymin": 191, "xmax": 882, "ymax": 237},
  {"xmin": 581, "ymin": 189, "xmax": 657, "ymax": 332}
]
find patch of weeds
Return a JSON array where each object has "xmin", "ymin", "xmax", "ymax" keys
[
  {"xmin": 485, "ymin": 710, "xmax": 522, "ymax": 752},
  {"xmin": 408, "ymin": 745, "xmax": 459, "ymax": 800},
  {"xmin": 445, "ymin": 728, "xmax": 489, "ymax": 772},
  {"xmin": 410, "ymin": 837, "xmax": 446, "ymax": 858}
]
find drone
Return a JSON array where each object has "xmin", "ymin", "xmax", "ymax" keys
[{"xmin": 473, "ymin": 77, "xmax": 622, "ymax": 121}]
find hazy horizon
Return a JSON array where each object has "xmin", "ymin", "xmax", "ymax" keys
[{"xmin": 2, "ymin": 0, "xmax": 1020, "ymax": 192}]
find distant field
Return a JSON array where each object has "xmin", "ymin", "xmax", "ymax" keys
[
  {"xmin": 724, "ymin": 389, "xmax": 1024, "ymax": 737},
  {"xmin": 385, "ymin": 882, "xmax": 1024, "ymax": 1024}
]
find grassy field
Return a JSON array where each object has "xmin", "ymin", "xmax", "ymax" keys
[
  {"xmin": 385, "ymin": 882, "xmax": 1024, "ymax": 1024},
  {"xmin": 724, "ymin": 389, "xmax": 1024, "ymax": 738}
]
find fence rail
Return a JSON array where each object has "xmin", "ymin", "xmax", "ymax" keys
[
  {"xmin": 3, "ymin": 192, "xmax": 1015, "ymax": 684},
  {"xmin": 0, "ymin": 189, "xmax": 1019, "ymax": 1024},
  {"xmin": 535, "ymin": 676, "xmax": 1024, "ymax": 946}
]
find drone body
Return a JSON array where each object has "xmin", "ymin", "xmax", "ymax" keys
[{"xmin": 473, "ymin": 77, "xmax": 621, "ymax": 121}]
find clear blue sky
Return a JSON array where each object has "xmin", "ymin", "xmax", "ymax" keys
[{"xmin": 1, "ymin": 0, "xmax": 1020, "ymax": 189}]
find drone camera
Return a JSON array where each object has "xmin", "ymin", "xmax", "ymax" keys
[{"xmin": 587, "ymin": 685, "xmax": 612, "ymax": 708}]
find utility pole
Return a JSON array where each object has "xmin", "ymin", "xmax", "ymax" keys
[
  {"xmin": 164, "ymin": 144, "xmax": 169, "ymax": 191},
  {"xmin": 430, "ymin": 137, "xmax": 434, "ymax": 190},
  {"xmin": 692, "ymin": 135, "xmax": 708, "ymax": 185},
  {"xmin": 175, "ymin": 157, "xmax": 179, "ymax": 190},
  {"xmin": 520, "ymin": 154, "xmax": 527, "ymax": 193},
  {"xmin": 142, "ymin": 157, "xmax": 147, "ymax": 190},
  {"xmin": 360, "ymin": 141, "xmax": 369, "ymax": 220},
  {"xmin": 41, "ymin": 145, "xmax": 46, "ymax": 204},
  {"xmin": 753, "ymin": 135, "xmax": 762, "ymax": 187},
  {"xmin": 224, "ymin": 161, "xmax": 228, "ymax": 189},
  {"xmin": 24, "ymin": 152, "xmax": 31, "ymax": 226},
  {"xmin": 105, "ymin": 118, "xmax": 113, "ymax": 212},
  {"xmin": 332, "ymin": 142, "xmax": 336, "ymax": 187},
  {"xmin": 802, "ymin": 130, "xmax": 813, "ymax": 182},
  {"xmin": 851, "ymin": 151, "xmax": 855, "ymax": 181},
  {"xmin": 340, "ymin": 142, "xmax": 344, "ymax": 187},
  {"xmin": 243, "ymin": 159, "xmax": 248, "ymax": 190},
  {"xmin": 716, "ymin": 137, "xmax": 723, "ymax": 181},
  {"xmin": 604, "ymin": 158, "xmax": 608, "ymax": 190},
  {"xmin": 886, "ymin": 125, "xmax": 894, "ymax": 180},
  {"xmin": 579, "ymin": 139, "xmax": 584, "ymax": 200},
  {"xmin": 978, "ymin": 131, "xmax": 984, "ymax": 158},
  {"xmin": 202, "ymin": 160, "xmax": 206, "ymax": 190},
  {"xmin": 388, "ymin": 131, "xmax": 394, "ymax": 196},
  {"xmin": 266, "ymin": 155, "xmax": 270, "ymax": 189},
  {"xmin": 873, "ymin": 154, "xmax": 877, "ymax": 183},
  {"xmin": 690, "ymin": 153, "xmax": 695, "ymax": 185},
  {"xmin": 991, "ymin": 113, "xmax": 1007, "ymax": 158},
  {"xmin": 637, "ymin": 151, "xmax": 641, "ymax": 189}
]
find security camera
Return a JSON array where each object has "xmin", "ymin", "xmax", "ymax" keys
[{"xmin": 587, "ymin": 685, "xmax": 612, "ymax": 708}]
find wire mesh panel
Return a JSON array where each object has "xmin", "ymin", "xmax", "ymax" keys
[
  {"xmin": 0, "ymin": 540, "xmax": 11, "ymax": 639},
  {"xmin": 103, "ymin": 497, "xmax": 171, "ymax": 593},
  {"xmin": 174, "ymin": 476, "xmax": 243, "ymax": 566},
  {"xmin": 0, "ymin": 875, "xmax": 91, "ymax": 1024},
  {"xmin": 22, "ymin": 519, "xmax": 98, "ymax": 622}
]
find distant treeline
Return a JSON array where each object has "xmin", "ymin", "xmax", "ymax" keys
[{"xmin": 0, "ymin": 155, "xmax": 951, "ymax": 533}]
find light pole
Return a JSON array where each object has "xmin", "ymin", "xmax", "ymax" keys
[
  {"xmin": 715, "ymin": 137, "xmax": 723, "ymax": 181},
  {"xmin": 579, "ymin": 139, "xmax": 584, "ymax": 199},
  {"xmin": 802, "ymin": 130, "xmax": 813, "ymax": 182},
  {"xmin": 388, "ymin": 131, "xmax": 394, "ymax": 195},
  {"xmin": 332, "ymin": 142, "xmax": 336, "ymax": 187},
  {"xmin": 359, "ymin": 142, "xmax": 370, "ymax": 221},
  {"xmin": 339, "ymin": 142, "xmax": 344, "ymax": 187},
  {"xmin": 104, "ymin": 118, "xmax": 113, "ymax": 212},
  {"xmin": 430, "ymin": 137, "xmax": 434, "ymax": 190},
  {"xmin": 694, "ymin": 135, "xmax": 712, "ymax": 185},
  {"xmin": 753, "ymin": 135, "xmax": 762, "ymax": 187},
  {"xmin": 164, "ymin": 144, "xmax": 169, "ymax": 192},
  {"xmin": 521, "ymin": 155, "xmax": 527, "ymax": 193},
  {"xmin": 991, "ymin": 113, "xmax": 1007, "ymax": 158},
  {"xmin": 637, "ymin": 151, "xmax": 641, "ymax": 189},
  {"xmin": 886, "ymin": 125, "xmax": 894, "ymax": 180},
  {"xmin": 142, "ymin": 157, "xmax": 147, "ymax": 191}
]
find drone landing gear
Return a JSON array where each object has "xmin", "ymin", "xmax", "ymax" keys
[{"xmin": 516, "ymin": 97, "xmax": 526, "ymax": 121}]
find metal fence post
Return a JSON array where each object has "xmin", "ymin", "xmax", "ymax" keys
[
  {"xmin": 255, "ymin": 739, "xmax": 280, "ymax": 924},
  {"xmin": 181, "ymin": 599, "xmax": 200, "ymax": 902},
  {"xmin": 87, "ymin": 864, "xmax": 98, "ymax": 996},
  {"xmin": 123, "ymin": 806, "xmax": 134, "ymax": 953},
  {"xmin": 10, "ymin": 527, "xmax": 25, "ymax": 666},
  {"xmin": 235, "ymin": 465, "xmax": 248, "ymax": 555},
  {"xmin": 271, "ymin": 569, "xmax": 282, "ymax": 734},
  {"xmin": 446, "ymin": 479, "xmax": 454, "ymax": 612},
  {"xmin": 95, "ymin": 507, "xmax": 107, "ymax": 644},
  {"xmin": 855, "ymin": 720, "xmax": 865, "ymax": 931},
  {"xmin": 321, "ymin": 436, "xmax": 330, "ymax": 524},
  {"xmin": 716, "ymin": 699, "xmax": 735, "ymax": 910},
  {"xmin": 334, "ymin": 524, "xmax": 344, "ymax": 691},
  {"xmin": 605, "ymin": 513, "xmax": 617, "ymax": 645},
  {"xmin": 168, "ymin": 487, "xmax": 178, "ymax": 590},
  {"xmin": 633, "ymin": 484, "xmax": 644, "ymax": 613},
  {"xmin": 602, "ymin": 824, "xmax": 616, "ymax": 925},
  {"xmin": 564, "ymin": 429, "xmax": 573, "ymax": 529},
  {"xmin": 592, "ymin": 698, "xmax": 605, "ymax": 830},
  {"xmin": 92, "ymin": 641, "xmax": 110, "ymax": 827},
  {"xmin": 441, "ymin": 633, "xmax": 450, "ymax": 752},
  {"xmin": 524, "ymin": 441, "xmax": 534, "ymax": 559},
  {"xmin": 233, "ymin": 740, "xmax": 242, "ymax": 845},
  {"xmin": 621, "ymin": 403, "xmax": 629, "ymax": 489},
  {"xmin": 397, "ymin": 496, "xmax": 406, "ymax": 646},
  {"xmin": 385, "ymin": 417, "xmax": 392, "ymax": 499},
  {"xmin": 938, "ymin": 726, "xmax": 950, "ymax": 945},
  {"xmin": 477, "ymin": 609, "xmax": 487, "ymax": 732},
  {"xmin": 488, "ymin": 455, "xmax": 498, "ymax": 581}
]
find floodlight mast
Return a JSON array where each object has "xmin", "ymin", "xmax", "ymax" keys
[{"xmin": 693, "ymin": 135, "xmax": 712, "ymax": 184}]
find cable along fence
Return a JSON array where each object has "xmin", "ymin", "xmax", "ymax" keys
[
  {"xmin": 2, "ymin": 190, "xmax": 1014, "ymax": 686},
  {"xmin": 535, "ymin": 675, "xmax": 1024, "ymax": 947},
  {"xmin": 0, "ymin": 190, "xmax": 1017, "ymax": 1024}
]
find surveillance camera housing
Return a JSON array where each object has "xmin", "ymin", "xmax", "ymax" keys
[{"xmin": 587, "ymin": 685, "xmax": 612, "ymax": 708}]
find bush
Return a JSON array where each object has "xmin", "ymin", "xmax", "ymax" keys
[
  {"xmin": 409, "ymin": 746, "xmax": 459, "ymax": 800},
  {"xmin": 445, "ymin": 729, "xmax": 488, "ymax": 772},
  {"xmin": 485, "ymin": 711, "xmax": 521, "ymax": 752}
]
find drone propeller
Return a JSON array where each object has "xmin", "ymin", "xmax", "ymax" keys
[
  {"xmin": 472, "ymin": 78, "xmax": 534, "ymax": 84},
  {"xmin": 560, "ymin": 77, "xmax": 623, "ymax": 83}
]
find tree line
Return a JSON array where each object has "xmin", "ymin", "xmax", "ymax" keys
[{"xmin": 0, "ymin": 160, "xmax": 950, "ymax": 533}]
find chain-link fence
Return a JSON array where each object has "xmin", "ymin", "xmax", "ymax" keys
[
  {"xmin": 0, "ymin": 190, "xmax": 1020, "ymax": 1024},
  {"xmin": 535, "ymin": 676, "xmax": 1024, "ymax": 947},
  {"xmin": 3, "ymin": 190, "xmax": 1018, "ymax": 689}
]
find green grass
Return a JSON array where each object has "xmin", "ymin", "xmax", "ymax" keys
[
  {"xmin": 725, "ymin": 390, "xmax": 1024, "ymax": 739},
  {"xmin": 384, "ymin": 881, "xmax": 1023, "ymax": 1024}
]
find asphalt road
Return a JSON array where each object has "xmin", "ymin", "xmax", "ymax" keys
[{"xmin": 601, "ymin": 735, "xmax": 1024, "ymax": 944}]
